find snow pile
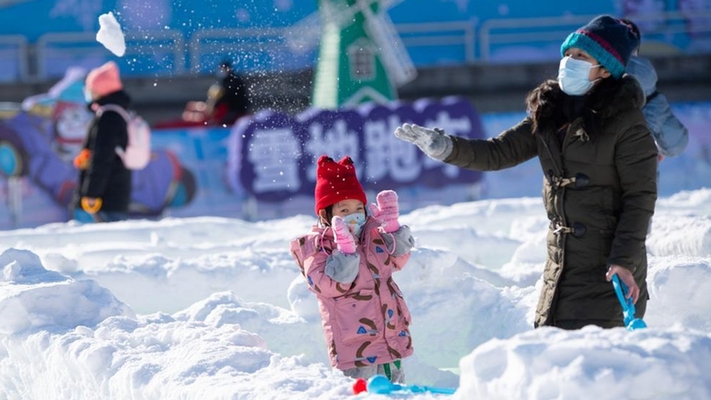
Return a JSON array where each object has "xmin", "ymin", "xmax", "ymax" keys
[
  {"xmin": 0, "ymin": 248, "xmax": 134, "ymax": 334},
  {"xmin": 457, "ymin": 326, "xmax": 711, "ymax": 399},
  {"xmin": 0, "ymin": 188, "xmax": 710, "ymax": 398}
]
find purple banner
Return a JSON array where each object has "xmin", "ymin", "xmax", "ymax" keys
[{"xmin": 226, "ymin": 97, "xmax": 485, "ymax": 202}]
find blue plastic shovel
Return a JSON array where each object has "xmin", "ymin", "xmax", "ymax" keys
[
  {"xmin": 611, "ymin": 274, "xmax": 647, "ymax": 330},
  {"xmin": 362, "ymin": 375, "xmax": 456, "ymax": 395}
]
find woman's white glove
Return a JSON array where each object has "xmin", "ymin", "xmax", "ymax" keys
[{"xmin": 394, "ymin": 123, "xmax": 453, "ymax": 161}]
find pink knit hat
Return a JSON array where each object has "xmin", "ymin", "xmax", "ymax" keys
[{"xmin": 85, "ymin": 61, "xmax": 123, "ymax": 98}]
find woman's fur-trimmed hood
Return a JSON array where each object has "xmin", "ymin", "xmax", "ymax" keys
[
  {"xmin": 586, "ymin": 74, "xmax": 645, "ymax": 117},
  {"xmin": 527, "ymin": 74, "xmax": 645, "ymax": 134}
]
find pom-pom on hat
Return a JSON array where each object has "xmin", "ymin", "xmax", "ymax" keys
[
  {"xmin": 560, "ymin": 15, "xmax": 640, "ymax": 79},
  {"xmin": 314, "ymin": 155, "xmax": 367, "ymax": 215},
  {"xmin": 85, "ymin": 61, "xmax": 123, "ymax": 98}
]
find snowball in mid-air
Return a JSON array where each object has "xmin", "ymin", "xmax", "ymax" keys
[{"xmin": 96, "ymin": 12, "xmax": 126, "ymax": 57}]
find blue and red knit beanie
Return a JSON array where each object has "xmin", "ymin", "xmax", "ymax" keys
[{"xmin": 560, "ymin": 15, "xmax": 640, "ymax": 79}]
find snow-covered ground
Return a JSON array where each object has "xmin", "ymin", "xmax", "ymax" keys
[
  {"xmin": 0, "ymin": 186, "xmax": 710, "ymax": 399},
  {"xmin": 0, "ymin": 11, "xmax": 708, "ymax": 400}
]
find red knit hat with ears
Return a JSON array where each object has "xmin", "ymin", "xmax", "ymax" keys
[
  {"xmin": 314, "ymin": 155, "xmax": 367, "ymax": 215},
  {"xmin": 85, "ymin": 61, "xmax": 123, "ymax": 98}
]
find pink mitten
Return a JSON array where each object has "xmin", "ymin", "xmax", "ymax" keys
[
  {"xmin": 368, "ymin": 190, "xmax": 400, "ymax": 233},
  {"xmin": 332, "ymin": 216, "xmax": 357, "ymax": 254}
]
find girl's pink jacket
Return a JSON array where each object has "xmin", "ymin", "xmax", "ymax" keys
[{"xmin": 289, "ymin": 217, "xmax": 414, "ymax": 370}]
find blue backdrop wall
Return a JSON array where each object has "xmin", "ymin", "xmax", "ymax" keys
[{"xmin": 1, "ymin": 0, "xmax": 708, "ymax": 79}]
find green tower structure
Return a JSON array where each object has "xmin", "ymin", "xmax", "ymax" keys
[{"xmin": 311, "ymin": 0, "xmax": 416, "ymax": 109}]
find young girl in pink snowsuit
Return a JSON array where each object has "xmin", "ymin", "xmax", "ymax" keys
[{"xmin": 290, "ymin": 155, "xmax": 415, "ymax": 383}]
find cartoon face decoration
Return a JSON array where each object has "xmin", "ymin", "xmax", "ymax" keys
[{"xmin": 54, "ymin": 102, "xmax": 92, "ymax": 146}]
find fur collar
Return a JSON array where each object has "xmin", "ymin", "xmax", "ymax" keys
[
  {"xmin": 527, "ymin": 74, "xmax": 645, "ymax": 134},
  {"xmin": 585, "ymin": 74, "xmax": 645, "ymax": 118}
]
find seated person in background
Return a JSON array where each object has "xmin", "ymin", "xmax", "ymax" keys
[
  {"xmin": 206, "ymin": 60, "xmax": 251, "ymax": 125},
  {"xmin": 622, "ymin": 18, "xmax": 689, "ymax": 160},
  {"xmin": 180, "ymin": 60, "xmax": 252, "ymax": 127}
]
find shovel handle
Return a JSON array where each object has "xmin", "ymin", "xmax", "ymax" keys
[{"xmin": 611, "ymin": 274, "xmax": 631, "ymax": 310}]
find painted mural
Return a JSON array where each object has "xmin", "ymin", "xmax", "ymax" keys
[{"xmin": 0, "ymin": 67, "xmax": 197, "ymax": 227}]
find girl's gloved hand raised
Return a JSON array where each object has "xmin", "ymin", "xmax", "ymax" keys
[
  {"xmin": 332, "ymin": 216, "xmax": 357, "ymax": 254},
  {"xmin": 369, "ymin": 190, "xmax": 401, "ymax": 233}
]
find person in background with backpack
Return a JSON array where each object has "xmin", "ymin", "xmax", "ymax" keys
[
  {"xmin": 622, "ymin": 18, "xmax": 689, "ymax": 161},
  {"xmin": 72, "ymin": 61, "xmax": 132, "ymax": 223}
]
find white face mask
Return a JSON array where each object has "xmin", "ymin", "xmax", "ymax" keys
[
  {"xmin": 342, "ymin": 213, "xmax": 366, "ymax": 237},
  {"xmin": 558, "ymin": 56, "xmax": 601, "ymax": 96},
  {"xmin": 83, "ymin": 88, "xmax": 94, "ymax": 103}
]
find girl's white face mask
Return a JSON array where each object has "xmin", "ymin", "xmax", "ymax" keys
[
  {"xmin": 342, "ymin": 213, "xmax": 366, "ymax": 237},
  {"xmin": 558, "ymin": 56, "xmax": 601, "ymax": 96}
]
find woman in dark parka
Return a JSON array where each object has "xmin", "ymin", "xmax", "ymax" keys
[{"xmin": 393, "ymin": 15, "xmax": 658, "ymax": 330}]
